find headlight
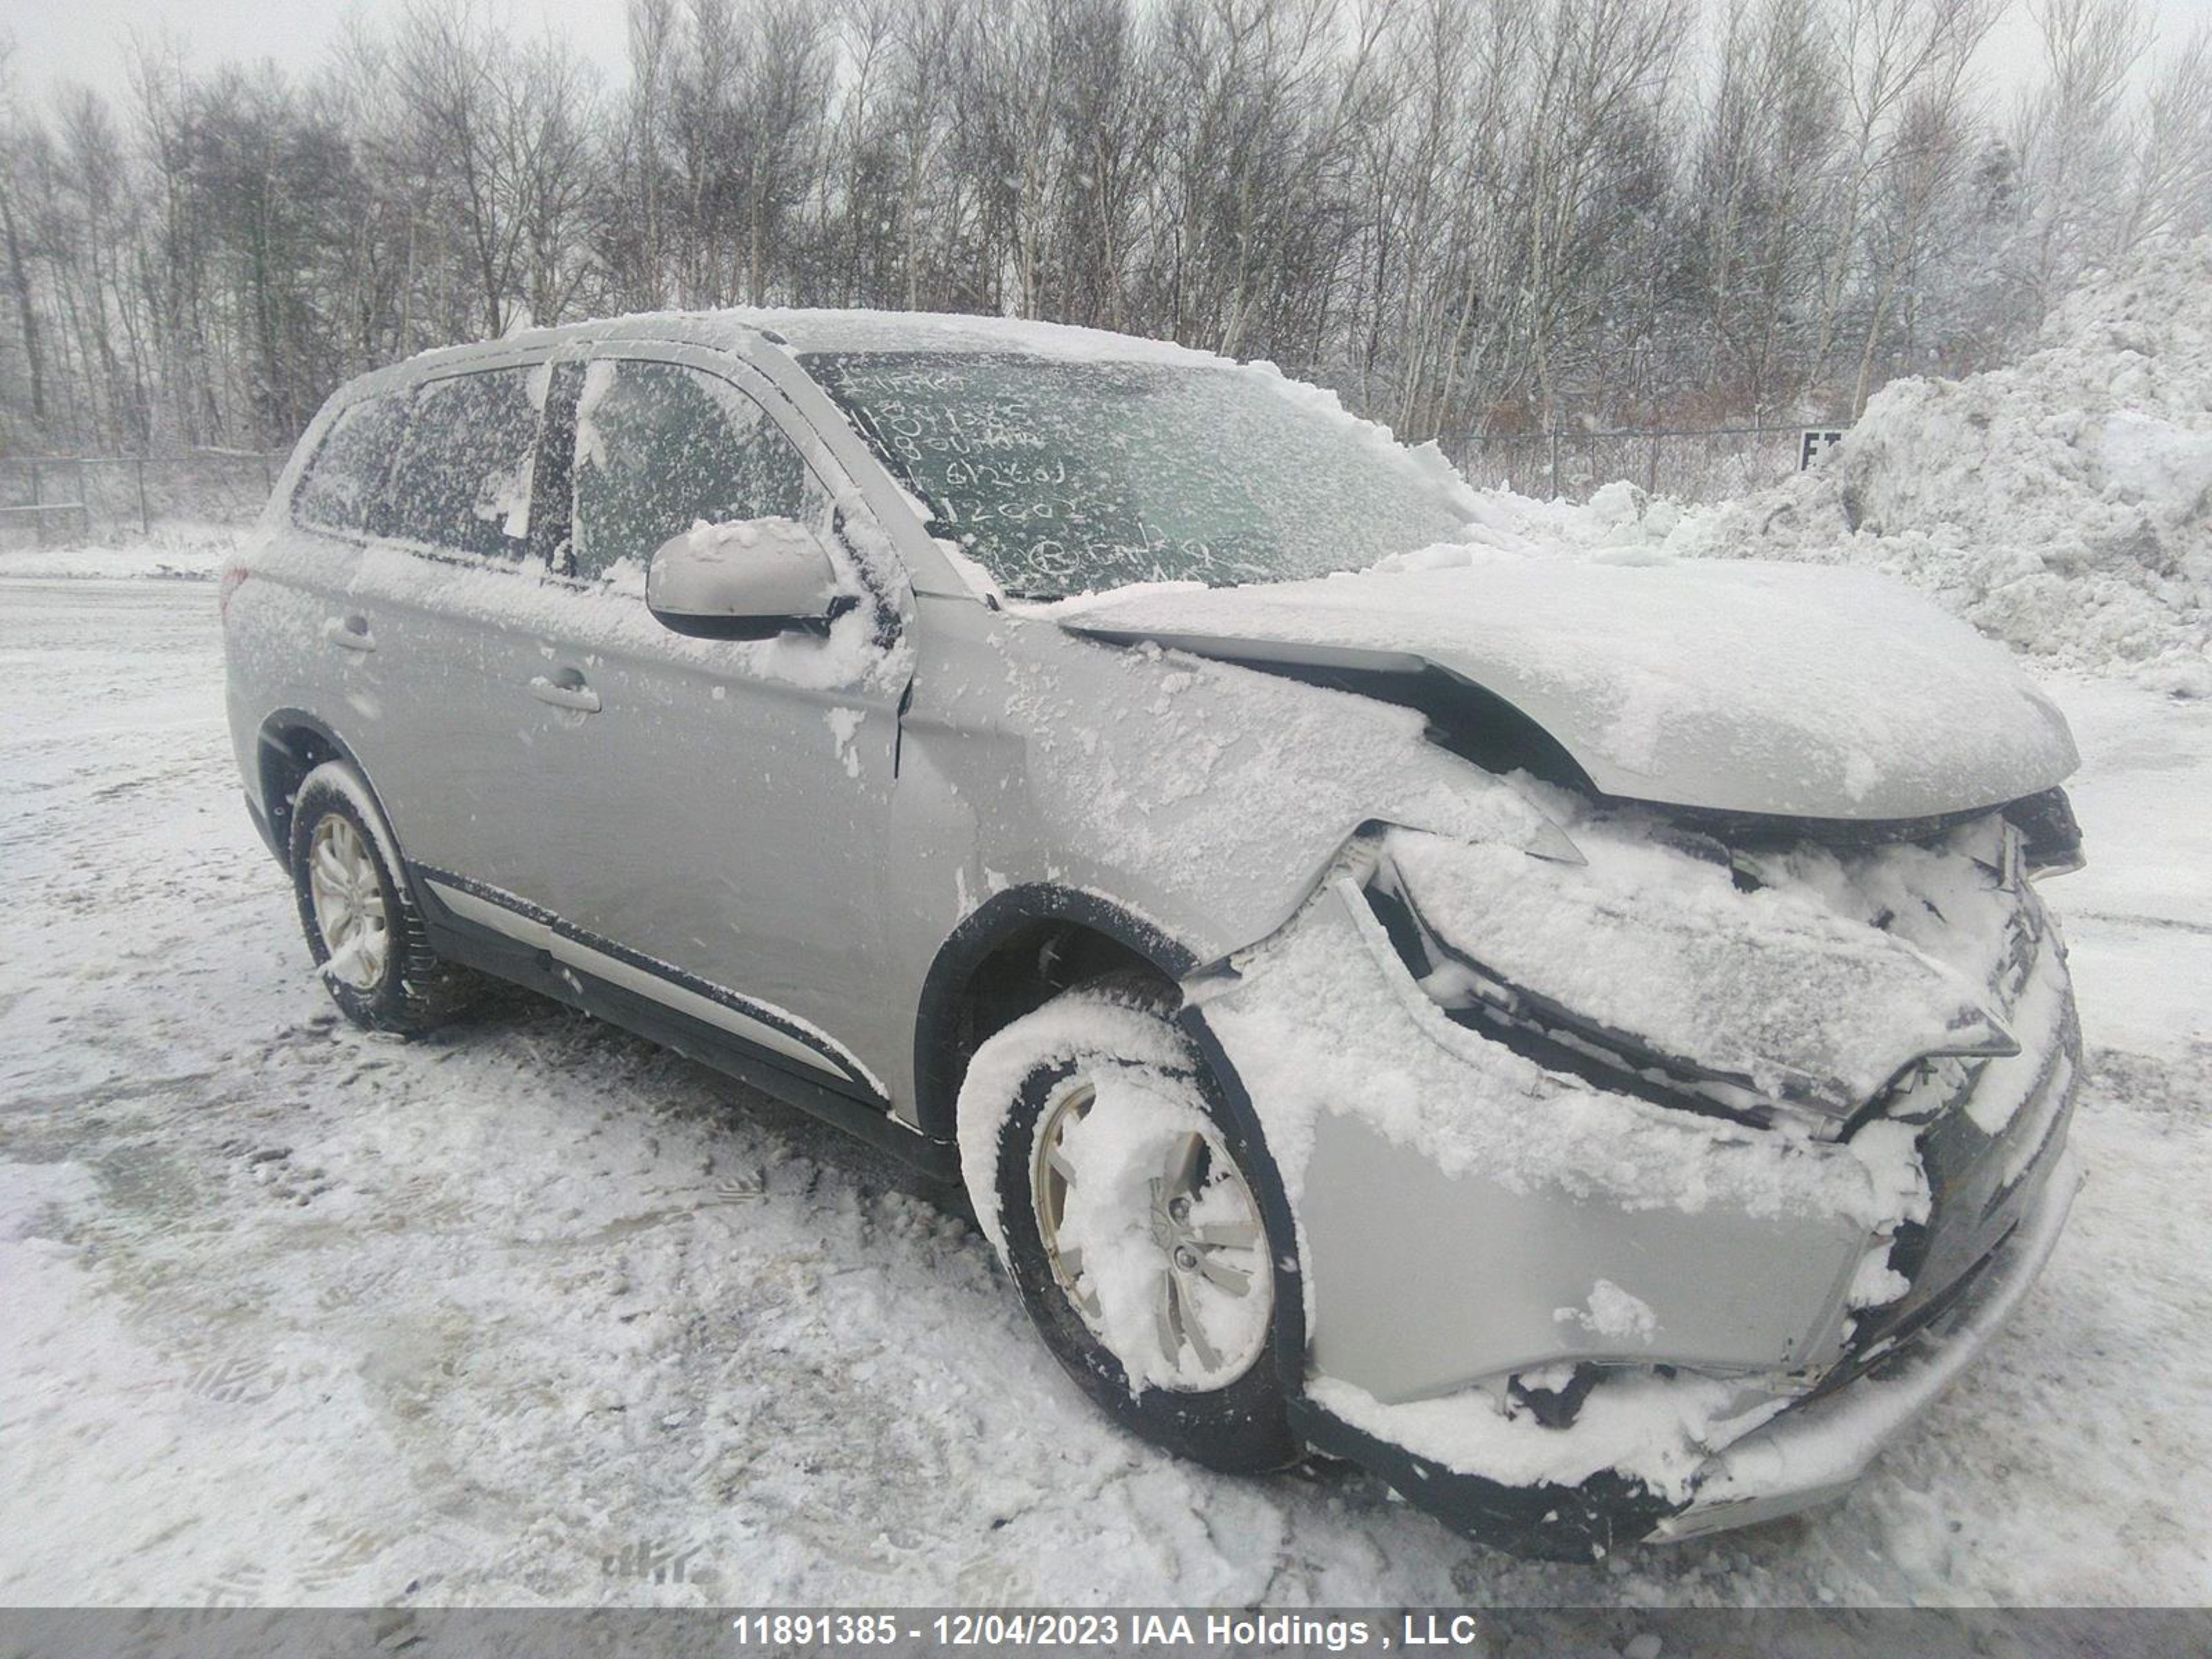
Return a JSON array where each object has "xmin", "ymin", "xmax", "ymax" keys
[{"xmin": 2002, "ymin": 786, "xmax": 2086, "ymax": 878}]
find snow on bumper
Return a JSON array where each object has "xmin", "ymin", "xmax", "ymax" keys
[
  {"xmin": 1183, "ymin": 832, "xmax": 2081, "ymax": 1557},
  {"xmin": 1187, "ymin": 872, "xmax": 1918, "ymax": 1392}
]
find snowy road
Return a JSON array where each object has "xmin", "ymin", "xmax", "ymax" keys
[{"xmin": 2, "ymin": 570, "xmax": 2208, "ymax": 1609}]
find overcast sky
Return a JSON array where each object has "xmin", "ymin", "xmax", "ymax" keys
[
  {"xmin": 1, "ymin": 0, "xmax": 632, "ymax": 99},
  {"xmin": 6, "ymin": 0, "xmax": 2211, "ymax": 109}
]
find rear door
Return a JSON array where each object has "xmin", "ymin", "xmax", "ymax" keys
[
  {"xmin": 240, "ymin": 393, "xmax": 409, "ymax": 818},
  {"xmin": 337, "ymin": 359, "xmax": 569, "ymax": 897},
  {"xmin": 492, "ymin": 349, "xmax": 910, "ymax": 1098}
]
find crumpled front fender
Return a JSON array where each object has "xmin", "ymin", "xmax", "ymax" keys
[{"xmin": 1178, "ymin": 805, "xmax": 2080, "ymax": 1546}]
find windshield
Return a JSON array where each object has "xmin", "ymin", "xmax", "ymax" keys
[{"xmin": 800, "ymin": 352, "xmax": 1470, "ymax": 598}]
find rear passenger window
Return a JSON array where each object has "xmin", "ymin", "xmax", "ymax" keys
[
  {"xmin": 385, "ymin": 368, "xmax": 544, "ymax": 560},
  {"xmin": 294, "ymin": 395, "xmax": 406, "ymax": 535},
  {"xmin": 570, "ymin": 359, "xmax": 820, "ymax": 583}
]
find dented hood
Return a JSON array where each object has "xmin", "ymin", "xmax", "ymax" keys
[{"xmin": 1054, "ymin": 558, "xmax": 2079, "ymax": 821}]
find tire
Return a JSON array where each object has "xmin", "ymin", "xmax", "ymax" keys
[
  {"xmin": 958, "ymin": 977, "xmax": 1299, "ymax": 1473},
  {"xmin": 288, "ymin": 760, "xmax": 476, "ymax": 1034}
]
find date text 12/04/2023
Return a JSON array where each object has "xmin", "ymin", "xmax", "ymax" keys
[{"xmin": 724, "ymin": 1612, "xmax": 1503, "ymax": 1650}]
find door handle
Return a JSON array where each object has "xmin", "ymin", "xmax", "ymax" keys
[
  {"xmin": 324, "ymin": 615, "xmax": 375, "ymax": 652},
  {"xmin": 528, "ymin": 671, "xmax": 601, "ymax": 714}
]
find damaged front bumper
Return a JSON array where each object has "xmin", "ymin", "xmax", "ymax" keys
[
  {"xmin": 1183, "ymin": 823, "xmax": 2083, "ymax": 1562},
  {"xmin": 1651, "ymin": 1143, "xmax": 2079, "ymax": 1543},
  {"xmin": 1286, "ymin": 1142, "xmax": 2079, "ymax": 1561}
]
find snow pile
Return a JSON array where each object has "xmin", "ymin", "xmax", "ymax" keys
[
  {"xmin": 1674, "ymin": 241, "xmax": 2212, "ymax": 682},
  {"xmin": 1372, "ymin": 479, "xmax": 1686, "ymax": 568}
]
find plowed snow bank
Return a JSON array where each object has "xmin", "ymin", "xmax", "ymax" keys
[{"xmin": 1674, "ymin": 242, "xmax": 2212, "ymax": 685}]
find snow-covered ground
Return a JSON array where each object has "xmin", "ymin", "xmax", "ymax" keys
[{"xmin": 2, "ymin": 562, "xmax": 2208, "ymax": 1610}]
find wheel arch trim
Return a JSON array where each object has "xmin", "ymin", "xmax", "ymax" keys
[
  {"xmin": 253, "ymin": 708, "xmax": 388, "ymax": 865},
  {"xmin": 912, "ymin": 883, "xmax": 1198, "ymax": 1146}
]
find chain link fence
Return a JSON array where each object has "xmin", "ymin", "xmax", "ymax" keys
[
  {"xmin": 1, "ymin": 426, "xmax": 1837, "ymax": 552},
  {"xmin": 0, "ymin": 451, "xmax": 288, "ymax": 550},
  {"xmin": 1448, "ymin": 424, "xmax": 1838, "ymax": 505}
]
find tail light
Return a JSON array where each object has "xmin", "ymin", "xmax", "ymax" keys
[{"xmin": 218, "ymin": 565, "xmax": 250, "ymax": 619}]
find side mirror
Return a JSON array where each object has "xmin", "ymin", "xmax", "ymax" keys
[{"xmin": 645, "ymin": 518, "xmax": 843, "ymax": 640}]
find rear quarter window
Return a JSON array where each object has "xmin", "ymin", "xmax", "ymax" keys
[
  {"xmin": 384, "ymin": 368, "xmax": 545, "ymax": 561},
  {"xmin": 293, "ymin": 394, "xmax": 407, "ymax": 536}
]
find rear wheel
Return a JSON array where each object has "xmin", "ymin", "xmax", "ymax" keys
[
  {"xmin": 288, "ymin": 760, "xmax": 476, "ymax": 1033},
  {"xmin": 959, "ymin": 980, "xmax": 1298, "ymax": 1472}
]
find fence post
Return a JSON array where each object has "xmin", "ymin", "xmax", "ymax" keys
[
  {"xmin": 1548, "ymin": 428, "xmax": 1562, "ymax": 499},
  {"xmin": 28, "ymin": 460, "xmax": 40, "ymax": 549},
  {"xmin": 78, "ymin": 458, "xmax": 91, "ymax": 543},
  {"xmin": 137, "ymin": 458, "xmax": 151, "ymax": 536},
  {"xmin": 1647, "ymin": 433, "xmax": 1661, "ymax": 497}
]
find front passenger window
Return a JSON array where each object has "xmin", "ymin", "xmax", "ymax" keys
[
  {"xmin": 385, "ymin": 368, "xmax": 544, "ymax": 560},
  {"xmin": 571, "ymin": 360, "xmax": 822, "ymax": 583}
]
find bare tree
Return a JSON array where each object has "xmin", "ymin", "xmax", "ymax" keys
[
  {"xmin": 0, "ymin": 36, "xmax": 52, "ymax": 431},
  {"xmin": 1, "ymin": 0, "xmax": 2201, "ymax": 462},
  {"xmin": 2117, "ymin": 22, "xmax": 2212, "ymax": 254},
  {"xmin": 2010, "ymin": 0, "xmax": 2147, "ymax": 323}
]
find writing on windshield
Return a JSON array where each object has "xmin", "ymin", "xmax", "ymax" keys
[{"xmin": 803, "ymin": 352, "xmax": 1467, "ymax": 597}]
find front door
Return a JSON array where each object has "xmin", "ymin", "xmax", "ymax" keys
[{"xmin": 507, "ymin": 350, "xmax": 910, "ymax": 1100}]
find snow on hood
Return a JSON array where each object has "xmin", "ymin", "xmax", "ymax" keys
[{"xmin": 1053, "ymin": 556, "xmax": 2079, "ymax": 821}]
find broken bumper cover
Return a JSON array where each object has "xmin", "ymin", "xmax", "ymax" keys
[
  {"xmin": 1288, "ymin": 1144, "xmax": 2081, "ymax": 1562},
  {"xmin": 1185, "ymin": 833, "xmax": 2083, "ymax": 1561},
  {"xmin": 1652, "ymin": 1142, "xmax": 2080, "ymax": 1542}
]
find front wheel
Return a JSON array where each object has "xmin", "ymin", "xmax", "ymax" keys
[
  {"xmin": 958, "ymin": 980, "xmax": 1298, "ymax": 1472},
  {"xmin": 288, "ymin": 760, "xmax": 476, "ymax": 1034}
]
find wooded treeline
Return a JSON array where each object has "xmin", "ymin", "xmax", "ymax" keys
[{"xmin": 1, "ymin": 0, "xmax": 2206, "ymax": 458}]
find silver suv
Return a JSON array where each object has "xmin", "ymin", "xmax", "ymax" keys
[{"xmin": 223, "ymin": 311, "xmax": 2086, "ymax": 1559}]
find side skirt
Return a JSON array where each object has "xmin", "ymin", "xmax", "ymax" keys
[{"xmin": 412, "ymin": 870, "xmax": 959, "ymax": 1184}]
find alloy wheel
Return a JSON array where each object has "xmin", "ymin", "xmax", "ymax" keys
[
  {"xmin": 307, "ymin": 814, "xmax": 390, "ymax": 991},
  {"xmin": 1031, "ymin": 1076, "xmax": 1271, "ymax": 1391}
]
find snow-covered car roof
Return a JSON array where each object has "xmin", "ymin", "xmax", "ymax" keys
[
  {"xmin": 722, "ymin": 308, "xmax": 1224, "ymax": 366},
  {"xmin": 397, "ymin": 308, "xmax": 1226, "ymax": 377}
]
